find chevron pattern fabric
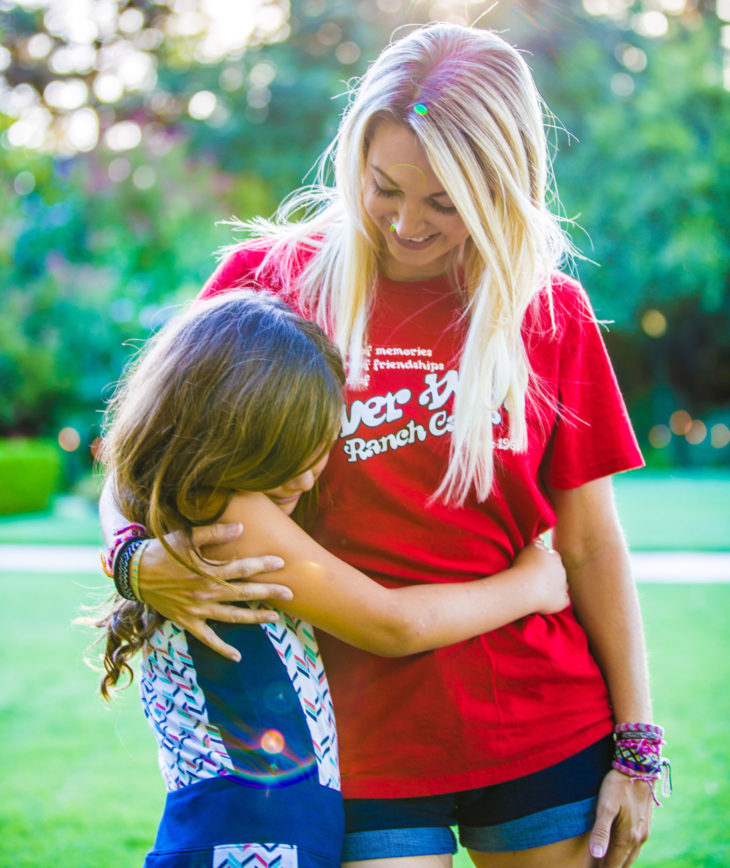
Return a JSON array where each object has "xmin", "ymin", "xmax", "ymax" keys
[
  {"xmin": 141, "ymin": 620, "xmax": 235, "ymax": 790},
  {"xmin": 262, "ymin": 613, "xmax": 339, "ymax": 790},
  {"xmin": 140, "ymin": 610, "xmax": 339, "ymax": 793},
  {"xmin": 212, "ymin": 842, "xmax": 298, "ymax": 868}
]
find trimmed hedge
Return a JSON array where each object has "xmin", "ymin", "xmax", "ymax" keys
[{"xmin": 0, "ymin": 439, "xmax": 61, "ymax": 514}]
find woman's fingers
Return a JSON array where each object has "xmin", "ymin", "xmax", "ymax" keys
[
  {"xmin": 190, "ymin": 578, "xmax": 293, "ymax": 604},
  {"xmin": 227, "ymin": 579, "xmax": 293, "ymax": 602},
  {"xmin": 216, "ymin": 556, "xmax": 287, "ymax": 582},
  {"xmin": 187, "ymin": 620, "xmax": 244, "ymax": 662},
  {"xmin": 190, "ymin": 522, "xmax": 244, "ymax": 547}
]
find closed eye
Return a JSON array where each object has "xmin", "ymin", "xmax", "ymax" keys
[
  {"xmin": 429, "ymin": 199, "xmax": 458, "ymax": 215},
  {"xmin": 373, "ymin": 181, "xmax": 400, "ymax": 199},
  {"xmin": 373, "ymin": 181, "xmax": 458, "ymax": 216}
]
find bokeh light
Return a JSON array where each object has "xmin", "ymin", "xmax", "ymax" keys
[
  {"xmin": 62, "ymin": 106, "xmax": 99, "ymax": 152},
  {"xmin": 249, "ymin": 61, "xmax": 276, "ymax": 87},
  {"xmin": 104, "ymin": 120, "xmax": 142, "ymax": 152},
  {"xmin": 94, "ymin": 72, "xmax": 124, "ymax": 104},
  {"xmin": 710, "ymin": 424, "xmax": 730, "ymax": 449},
  {"xmin": 648, "ymin": 424, "xmax": 672, "ymax": 449},
  {"xmin": 632, "ymin": 10, "xmax": 669, "ymax": 38},
  {"xmin": 58, "ymin": 427, "xmax": 81, "ymax": 452},
  {"xmin": 133, "ymin": 165, "xmax": 156, "ymax": 189},
  {"xmin": 582, "ymin": 0, "xmax": 633, "ymax": 19},
  {"xmin": 611, "ymin": 72, "xmax": 635, "ymax": 97},
  {"xmin": 188, "ymin": 90, "xmax": 217, "ymax": 120},
  {"xmin": 685, "ymin": 420, "xmax": 707, "ymax": 445},
  {"xmin": 669, "ymin": 409, "xmax": 692, "ymax": 436},
  {"xmin": 108, "ymin": 156, "xmax": 131, "ymax": 182},
  {"xmin": 641, "ymin": 309, "xmax": 668, "ymax": 337},
  {"xmin": 616, "ymin": 43, "xmax": 648, "ymax": 73},
  {"xmin": 14, "ymin": 171, "xmax": 36, "ymax": 195},
  {"xmin": 44, "ymin": 79, "xmax": 89, "ymax": 111},
  {"xmin": 336, "ymin": 41, "xmax": 361, "ymax": 65}
]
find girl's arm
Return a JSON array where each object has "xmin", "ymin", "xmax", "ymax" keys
[
  {"xmin": 204, "ymin": 492, "xmax": 569, "ymax": 657},
  {"xmin": 99, "ymin": 477, "xmax": 296, "ymax": 661},
  {"xmin": 549, "ymin": 475, "xmax": 653, "ymax": 867}
]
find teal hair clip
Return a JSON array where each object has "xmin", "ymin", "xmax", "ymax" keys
[{"xmin": 413, "ymin": 103, "xmax": 428, "ymax": 115}]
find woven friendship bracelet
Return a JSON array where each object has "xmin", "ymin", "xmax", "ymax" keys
[
  {"xmin": 101, "ymin": 522, "xmax": 147, "ymax": 577},
  {"xmin": 113, "ymin": 537, "xmax": 148, "ymax": 602},
  {"xmin": 613, "ymin": 723, "xmax": 672, "ymax": 806},
  {"xmin": 129, "ymin": 539, "xmax": 150, "ymax": 603}
]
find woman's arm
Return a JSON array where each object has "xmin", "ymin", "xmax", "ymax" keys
[
  {"xmin": 549, "ymin": 475, "xmax": 654, "ymax": 867},
  {"xmin": 204, "ymin": 492, "xmax": 569, "ymax": 657},
  {"xmin": 99, "ymin": 477, "xmax": 295, "ymax": 661}
]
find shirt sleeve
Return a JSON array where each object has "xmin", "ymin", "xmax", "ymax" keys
[
  {"xmin": 198, "ymin": 246, "xmax": 269, "ymax": 300},
  {"xmin": 543, "ymin": 279, "xmax": 644, "ymax": 490}
]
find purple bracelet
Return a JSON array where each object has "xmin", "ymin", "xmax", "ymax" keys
[{"xmin": 612, "ymin": 723, "xmax": 672, "ymax": 806}]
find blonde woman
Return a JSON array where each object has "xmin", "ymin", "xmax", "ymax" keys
[{"xmin": 100, "ymin": 23, "xmax": 664, "ymax": 868}]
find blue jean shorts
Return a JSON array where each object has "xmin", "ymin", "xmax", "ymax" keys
[{"xmin": 343, "ymin": 736, "xmax": 613, "ymax": 859}]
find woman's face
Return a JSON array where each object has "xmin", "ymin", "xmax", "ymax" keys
[
  {"xmin": 363, "ymin": 119, "xmax": 470, "ymax": 281},
  {"xmin": 262, "ymin": 450, "xmax": 330, "ymax": 516}
]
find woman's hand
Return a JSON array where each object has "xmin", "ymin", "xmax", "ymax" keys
[
  {"xmin": 138, "ymin": 522, "xmax": 292, "ymax": 662},
  {"xmin": 513, "ymin": 538, "xmax": 569, "ymax": 615},
  {"xmin": 589, "ymin": 769, "xmax": 654, "ymax": 867}
]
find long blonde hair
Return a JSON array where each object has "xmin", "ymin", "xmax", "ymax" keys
[{"xmin": 234, "ymin": 23, "xmax": 573, "ymax": 504}]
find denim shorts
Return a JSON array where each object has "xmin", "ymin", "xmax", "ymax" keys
[{"xmin": 342, "ymin": 735, "xmax": 613, "ymax": 858}]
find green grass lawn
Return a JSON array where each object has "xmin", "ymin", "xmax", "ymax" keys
[
  {"xmin": 1, "ymin": 569, "xmax": 728, "ymax": 867},
  {"xmin": 1, "ymin": 468, "xmax": 729, "ymax": 550}
]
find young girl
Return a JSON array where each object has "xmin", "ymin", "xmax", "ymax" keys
[{"xmin": 94, "ymin": 289, "xmax": 567, "ymax": 868}]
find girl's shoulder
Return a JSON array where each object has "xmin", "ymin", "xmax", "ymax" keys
[{"xmin": 199, "ymin": 236, "xmax": 320, "ymax": 301}]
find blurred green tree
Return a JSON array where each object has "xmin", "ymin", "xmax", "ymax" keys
[{"xmin": 522, "ymin": 7, "xmax": 730, "ymax": 460}]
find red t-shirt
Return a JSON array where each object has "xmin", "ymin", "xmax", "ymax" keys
[{"xmin": 201, "ymin": 244, "xmax": 644, "ymax": 798}]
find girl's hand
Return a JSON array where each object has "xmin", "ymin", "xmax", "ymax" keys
[
  {"xmin": 589, "ymin": 769, "xmax": 654, "ymax": 867},
  {"xmin": 137, "ymin": 522, "xmax": 292, "ymax": 662},
  {"xmin": 514, "ymin": 538, "xmax": 570, "ymax": 615}
]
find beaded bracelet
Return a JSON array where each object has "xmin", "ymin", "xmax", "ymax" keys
[
  {"xmin": 129, "ymin": 539, "xmax": 150, "ymax": 603},
  {"xmin": 113, "ymin": 537, "xmax": 148, "ymax": 602},
  {"xmin": 101, "ymin": 523, "xmax": 147, "ymax": 578},
  {"xmin": 612, "ymin": 722, "xmax": 672, "ymax": 806}
]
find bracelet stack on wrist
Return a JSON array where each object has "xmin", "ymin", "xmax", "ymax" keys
[
  {"xmin": 129, "ymin": 539, "xmax": 151, "ymax": 603},
  {"xmin": 612, "ymin": 722, "xmax": 672, "ymax": 806},
  {"xmin": 101, "ymin": 523, "xmax": 147, "ymax": 578},
  {"xmin": 113, "ymin": 537, "xmax": 148, "ymax": 602}
]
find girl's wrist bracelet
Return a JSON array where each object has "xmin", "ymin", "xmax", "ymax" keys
[
  {"xmin": 113, "ymin": 537, "xmax": 148, "ymax": 602},
  {"xmin": 101, "ymin": 522, "xmax": 147, "ymax": 578},
  {"xmin": 129, "ymin": 539, "xmax": 151, "ymax": 603},
  {"xmin": 612, "ymin": 722, "xmax": 672, "ymax": 806}
]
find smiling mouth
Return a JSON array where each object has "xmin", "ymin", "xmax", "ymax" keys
[{"xmin": 390, "ymin": 228, "xmax": 439, "ymax": 250}]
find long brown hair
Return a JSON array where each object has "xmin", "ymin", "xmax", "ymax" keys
[{"xmin": 91, "ymin": 289, "xmax": 345, "ymax": 698}]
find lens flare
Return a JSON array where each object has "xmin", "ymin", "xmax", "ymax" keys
[{"xmin": 260, "ymin": 729, "xmax": 285, "ymax": 754}]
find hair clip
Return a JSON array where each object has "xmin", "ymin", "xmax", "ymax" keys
[{"xmin": 413, "ymin": 103, "xmax": 428, "ymax": 115}]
